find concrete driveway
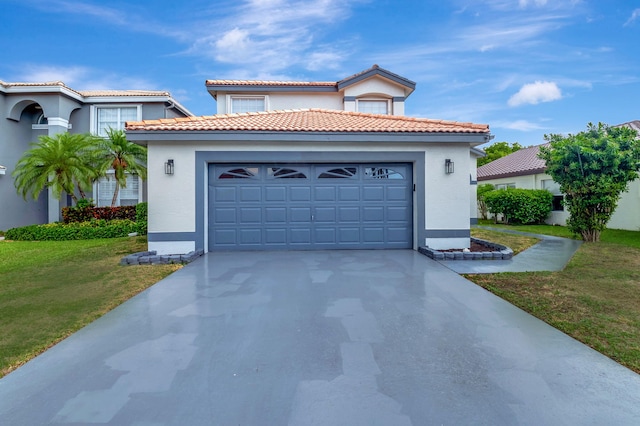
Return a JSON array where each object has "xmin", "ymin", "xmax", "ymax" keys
[{"xmin": 1, "ymin": 250, "xmax": 640, "ymax": 425}]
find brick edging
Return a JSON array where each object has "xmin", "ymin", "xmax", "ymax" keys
[
  {"xmin": 120, "ymin": 250, "xmax": 204, "ymax": 266},
  {"xmin": 419, "ymin": 238, "xmax": 513, "ymax": 261}
]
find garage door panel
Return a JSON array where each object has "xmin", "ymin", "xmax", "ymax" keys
[
  {"xmin": 339, "ymin": 186, "xmax": 360, "ymax": 201},
  {"xmin": 387, "ymin": 206, "xmax": 409, "ymax": 222},
  {"xmin": 214, "ymin": 208, "xmax": 236, "ymax": 224},
  {"xmin": 208, "ymin": 164, "xmax": 412, "ymax": 250},
  {"xmin": 290, "ymin": 228, "xmax": 312, "ymax": 244},
  {"xmin": 265, "ymin": 229, "xmax": 287, "ymax": 244},
  {"xmin": 315, "ymin": 228, "xmax": 336, "ymax": 243},
  {"xmin": 265, "ymin": 187, "xmax": 286, "ymax": 201},
  {"xmin": 339, "ymin": 228, "xmax": 360, "ymax": 242},
  {"xmin": 239, "ymin": 186, "xmax": 261, "ymax": 201},
  {"xmin": 239, "ymin": 229, "xmax": 261, "ymax": 244},
  {"xmin": 265, "ymin": 207, "xmax": 286, "ymax": 223},
  {"xmin": 315, "ymin": 207, "xmax": 336, "ymax": 222},
  {"xmin": 215, "ymin": 187, "xmax": 236, "ymax": 202},
  {"xmin": 339, "ymin": 207, "xmax": 359, "ymax": 222},
  {"xmin": 291, "ymin": 187, "xmax": 311, "ymax": 201},
  {"xmin": 363, "ymin": 227, "xmax": 384, "ymax": 242},
  {"xmin": 363, "ymin": 186, "xmax": 384, "ymax": 201},
  {"xmin": 363, "ymin": 206, "xmax": 384, "ymax": 222},
  {"xmin": 290, "ymin": 207, "xmax": 311, "ymax": 222},
  {"xmin": 387, "ymin": 186, "xmax": 409, "ymax": 201}
]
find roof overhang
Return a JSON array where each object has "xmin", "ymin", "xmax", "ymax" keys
[
  {"xmin": 477, "ymin": 168, "xmax": 547, "ymax": 181},
  {"xmin": 126, "ymin": 129, "xmax": 489, "ymax": 146}
]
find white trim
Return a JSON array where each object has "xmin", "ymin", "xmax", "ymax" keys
[
  {"xmin": 149, "ymin": 241, "xmax": 195, "ymax": 255},
  {"xmin": 46, "ymin": 116, "xmax": 70, "ymax": 128}
]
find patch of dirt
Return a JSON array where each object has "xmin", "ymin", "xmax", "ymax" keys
[{"xmin": 439, "ymin": 241, "xmax": 499, "ymax": 253}]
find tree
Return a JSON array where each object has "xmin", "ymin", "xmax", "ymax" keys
[
  {"xmin": 13, "ymin": 132, "xmax": 99, "ymax": 204},
  {"xmin": 95, "ymin": 129, "xmax": 147, "ymax": 207},
  {"xmin": 478, "ymin": 141, "xmax": 523, "ymax": 166},
  {"xmin": 539, "ymin": 122, "xmax": 640, "ymax": 242},
  {"xmin": 477, "ymin": 183, "xmax": 494, "ymax": 220}
]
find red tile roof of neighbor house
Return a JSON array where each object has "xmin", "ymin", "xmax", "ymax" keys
[
  {"xmin": 477, "ymin": 143, "xmax": 549, "ymax": 180},
  {"xmin": 125, "ymin": 108, "xmax": 490, "ymax": 134}
]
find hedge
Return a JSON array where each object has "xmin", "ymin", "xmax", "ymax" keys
[
  {"xmin": 136, "ymin": 202, "xmax": 148, "ymax": 235},
  {"xmin": 5, "ymin": 219, "xmax": 138, "ymax": 241},
  {"xmin": 484, "ymin": 188, "xmax": 553, "ymax": 225},
  {"xmin": 62, "ymin": 205, "xmax": 137, "ymax": 223}
]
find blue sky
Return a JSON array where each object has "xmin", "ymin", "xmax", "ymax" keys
[{"xmin": 2, "ymin": 0, "xmax": 639, "ymax": 147}]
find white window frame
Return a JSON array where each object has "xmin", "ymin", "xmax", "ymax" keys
[
  {"xmin": 356, "ymin": 98, "xmax": 391, "ymax": 115},
  {"xmin": 226, "ymin": 95, "xmax": 269, "ymax": 113},
  {"xmin": 93, "ymin": 171, "xmax": 143, "ymax": 207},
  {"xmin": 90, "ymin": 105, "xmax": 142, "ymax": 136},
  {"xmin": 495, "ymin": 183, "xmax": 516, "ymax": 190}
]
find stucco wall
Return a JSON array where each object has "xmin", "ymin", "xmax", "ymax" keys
[{"xmin": 144, "ymin": 140, "xmax": 474, "ymax": 254}]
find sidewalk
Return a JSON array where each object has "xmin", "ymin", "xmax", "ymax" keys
[{"xmin": 438, "ymin": 226, "xmax": 583, "ymax": 274}]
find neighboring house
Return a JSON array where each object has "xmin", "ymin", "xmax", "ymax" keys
[
  {"xmin": 126, "ymin": 65, "xmax": 492, "ymax": 254},
  {"xmin": 477, "ymin": 124, "xmax": 640, "ymax": 231},
  {"xmin": 0, "ymin": 80, "xmax": 191, "ymax": 230}
]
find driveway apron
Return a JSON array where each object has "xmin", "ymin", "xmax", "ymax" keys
[{"xmin": 1, "ymin": 250, "xmax": 639, "ymax": 425}]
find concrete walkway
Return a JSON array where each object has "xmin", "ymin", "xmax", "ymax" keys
[
  {"xmin": 1, "ymin": 250, "xmax": 639, "ymax": 425},
  {"xmin": 439, "ymin": 226, "xmax": 583, "ymax": 274}
]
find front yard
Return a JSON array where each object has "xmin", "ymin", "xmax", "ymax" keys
[
  {"xmin": 469, "ymin": 225, "xmax": 640, "ymax": 374},
  {"xmin": 0, "ymin": 237, "xmax": 180, "ymax": 377}
]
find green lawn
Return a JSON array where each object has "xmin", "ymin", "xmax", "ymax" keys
[
  {"xmin": 0, "ymin": 237, "xmax": 181, "ymax": 377},
  {"xmin": 467, "ymin": 223, "xmax": 640, "ymax": 373}
]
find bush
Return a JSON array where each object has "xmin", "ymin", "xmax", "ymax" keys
[
  {"xmin": 136, "ymin": 202, "xmax": 148, "ymax": 235},
  {"xmin": 62, "ymin": 205, "xmax": 137, "ymax": 223},
  {"xmin": 484, "ymin": 188, "xmax": 553, "ymax": 225},
  {"xmin": 5, "ymin": 220, "xmax": 138, "ymax": 241}
]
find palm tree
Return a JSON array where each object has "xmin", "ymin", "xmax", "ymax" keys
[
  {"xmin": 96, "ymin": 129, "xmax": 147, "ymax": 207},
  {"xmin": 13, "ymin": 132, "xmax": 98, "ymax": 204}
]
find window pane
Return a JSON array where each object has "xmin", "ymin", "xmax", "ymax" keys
[
  {"xmin": 231, "ymin": 97, "xmax": 265, "ymax": 113},
  {"xmin": 97, "ymin": 107, "xmax": 138, "ymax": 136},
  {"xmin": 358, "ymin": 100, "xmax": 388, "ymax": 115},
  {"xmin": 365, "ymin": 167, "xmax": 403, "ymax": 179}
]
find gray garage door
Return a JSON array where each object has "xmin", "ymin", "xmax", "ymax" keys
[{"xmin": 208, "ymin": 164, "xmax": 412, "ymax": 250}]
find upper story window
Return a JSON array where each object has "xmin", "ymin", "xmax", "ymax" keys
[
  {"xmin": 357, "ymin": 99, "xmax": 389, "ymax": 115},
  {"xmin": 93, "ymin": 106, "xmax": 141, "ymax": 137},
  {"xmin": 228, "ymin": 96, "xmax": 267, "ymax": 113}
]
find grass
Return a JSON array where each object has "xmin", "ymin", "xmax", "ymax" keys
[
  {"xmin": 471, "ymin": 228, "xmax": 539, "ymax": 255},
  {"xmin": 0, "ymin": 237, "xmax": 181, "ymax": 377},
  {"xmin": 467, "ymin": 223, "xmax": 640, "ymax": 373}
]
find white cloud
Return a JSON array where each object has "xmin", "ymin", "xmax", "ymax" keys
[
  {"xmin": 508, "ymin": 81, "xmax": 562, "ymax": 106},
  {"xmin": 624, "ymin": 8, "xmax": 640, "ymax": 27},
  {"xmin": 15, "ymin": 64, "xmax": 157, "ymax": 91},
  {"xmin": 519, "ymin": 0, "xmax": 548, "ymax": 7},
  {"xmin": 187, "ymin": 0, "xmax": 357, "ymax": 73},
  {"xmin": 494, "ymin": 119, "xmax": 545, "ymax": 131}
]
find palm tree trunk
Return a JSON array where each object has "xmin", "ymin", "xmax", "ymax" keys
[{"xmin": 111, "ymin": 185, "xmax": 120, "ymax": 207}]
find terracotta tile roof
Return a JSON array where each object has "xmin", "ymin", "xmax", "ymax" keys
[
  {"xmin": 477, "ymin": 144, "xmax": 548, "ymax": 180},
  {"xmin": 0, "ymin": 80, "xmax": 66, "ymax": 87},
  {"xmin": 205, "ymin": 80, "xmax": 336, "ymax": 87},
  {"xmin": 125, "ymin": 108, "xmax": 490, "ymax": 134},
  {"xmin": 1, "ymin": 80, "xmax": 174, "ymax": 99},
  {"xmin": 78, "ymin": 89, "xmax": 171, "ymax": 97}
]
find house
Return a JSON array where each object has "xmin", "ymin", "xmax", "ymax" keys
[
  {"xmin": 125, "ymin": 65, "xmax": 492, "ymax": 254},
  {"xmin": 0, "ymin": 80, "xmax": 192, "ymax": 230},
  {"xmin": 477, "ymin": 124, "xmax": 640, "ymax": 231}
]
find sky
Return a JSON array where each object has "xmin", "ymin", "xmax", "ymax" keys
[{"xmin": 2, "ymin": 0, "xmax": 639, "ymax": 148}]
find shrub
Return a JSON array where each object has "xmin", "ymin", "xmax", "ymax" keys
[
  {"xmin": 484, "ymin": 188, "xmax": 553, "ymax": 225},
  {"xmin": 136, "ymin": 202, "xmax": 148, "ymax": 235},
  {"xmin": 62, "ymin": 205, "xmax": 137, "ymax": 223},
  {"xmin": 5, "ymin": 220, "xmax": 138, "ymax": 241}
]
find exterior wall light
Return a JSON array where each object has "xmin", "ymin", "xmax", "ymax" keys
[
  {"xmin": 0, "ymin": 165, "xmax": 6, "ymax": 175},
  {"xmin": 165, "ymin": 159, "xmax": 174, "ymax": 175},
  {"xmin": 445, "ymin": 159, "xmax": 454, "ymax": 174}
]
